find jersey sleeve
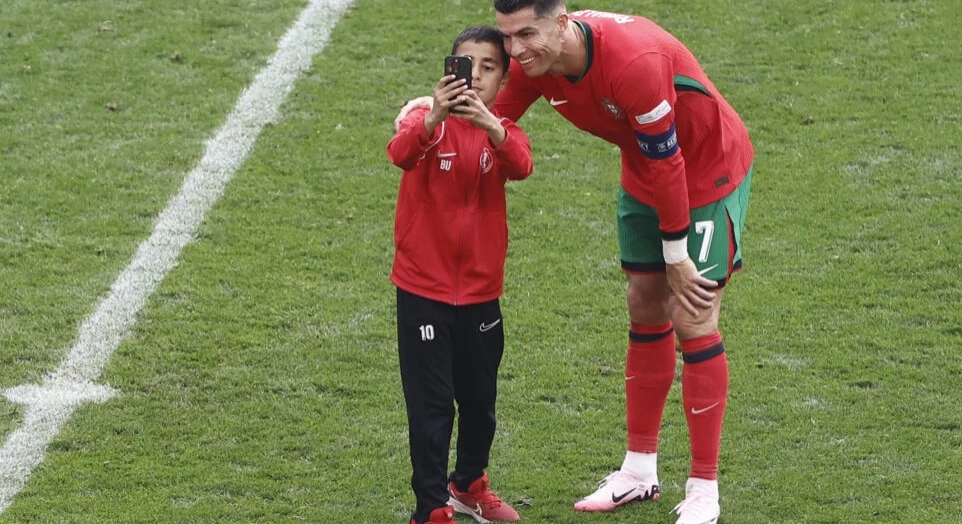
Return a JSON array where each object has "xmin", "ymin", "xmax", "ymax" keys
[
  {"xmin": 386, "ymin": 107, "xmax": 442, "ymax": 170},
  {"xmin": 614, "ymin": 53, "xmax": 690, "ymax": 238},
  {"xmin": 493, "ymin": 60, "xmax": 542, "ymax": 123},
  {"xmin": 493, "ymin": 118, "xmax": 533, "ymax": 181}
]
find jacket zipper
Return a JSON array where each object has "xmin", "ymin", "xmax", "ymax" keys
[{"xmin": 452, "ymin": 132, "xmax": 484, "ymax": 305}]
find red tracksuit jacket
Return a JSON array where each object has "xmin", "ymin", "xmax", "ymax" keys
[{"xmin": 387, "ymin": 107, "xmax": 533, "ymax": 305}]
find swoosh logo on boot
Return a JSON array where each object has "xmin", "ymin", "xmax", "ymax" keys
[{"xmin": 611, "ymin": 488, "xmax": 636, "ymax": 503}]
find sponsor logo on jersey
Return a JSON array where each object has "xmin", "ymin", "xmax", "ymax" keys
[{"xmin": 635, "ymin": 100, "xmax": 672, "ymax": 125}]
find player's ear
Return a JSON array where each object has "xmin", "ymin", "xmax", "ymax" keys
[
  {"xmin": 556, "ymin": 11, "xmax": 568, "ymax": 33},
  {"xmin": 498, "ymin": 70, "xmax": 510, "ymax": 91}
]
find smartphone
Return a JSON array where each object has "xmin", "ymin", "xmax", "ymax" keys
[{"xmin": 444, "ymin": 55, "xmax": 472, "ymax": 103}]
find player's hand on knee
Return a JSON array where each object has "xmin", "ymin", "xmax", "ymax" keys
[{"xmin": 666, "ymin": 258, "xmax": 717, "ymax": 317}]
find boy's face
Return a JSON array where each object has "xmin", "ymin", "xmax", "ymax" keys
[{"xmin": 452, "ymin": 40, "xmax": 508, "ymax": 108}]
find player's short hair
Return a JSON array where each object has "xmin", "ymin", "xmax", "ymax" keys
[
  {"xmin": 452, "ymin": 25, "xmax": 510, "ymax": 73},
  {"xmin": 493, "ymin": 0, "xmax": 565, "ymax": 18}
]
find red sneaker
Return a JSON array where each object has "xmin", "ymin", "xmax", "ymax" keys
[
  {"xmin": 447, "ymin": 473, "xmax": 520, "ymax": 523},
  {"xmin": 411, "ymin": 505, "xmax": 455, "ymax": 524}
]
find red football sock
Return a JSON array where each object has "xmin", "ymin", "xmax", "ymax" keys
[
  {"xmin": 625, "ymin": 321, "xmax": 676, "ymax": 453},
  {"xmin": 680, "ymin": 331, "xmax": 728, "ymax": 480}
]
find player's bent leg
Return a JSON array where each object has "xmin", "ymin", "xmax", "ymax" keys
[
  {"xmin": 626, "ymin": 271, "xmax": 671, "ymax": 324},
  {"xmin": 669, "ymin": 171, "xmax": 747, "ymax": 524},
  {"xmin": 672, "ymin": 292, "xmax": 726, "ymax": 524},
  {"xmin": 625, "ymin": 321, "xmax": 674, "ymax": 457},
  {"xmin": 624, "ymin": 272, "xmax": 674, "ymax": 457},
  {"xmin": 573, "ymin": 273, "xmax": 668, "ymax": 513}
]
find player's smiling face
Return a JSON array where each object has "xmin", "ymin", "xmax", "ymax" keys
[
  {"xmin": 496, "ymin": 6, "xmax": 565, "ymax": 77},
  {"xmin": 453, "ymin": 40, "xmax": 508, "ymax": 108}
]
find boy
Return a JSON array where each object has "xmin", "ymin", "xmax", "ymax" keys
[{"xmin": 386, "ymin": 25, "xmax": 533, "ymax": 524}]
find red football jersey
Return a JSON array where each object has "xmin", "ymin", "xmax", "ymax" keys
[
  {"xmin": 495, "ymin": 10, "xmax": 754, "ymax": 236},
  {"xmin": 387, "ymin": 108, "xmax": 533, "ymax": 305}
]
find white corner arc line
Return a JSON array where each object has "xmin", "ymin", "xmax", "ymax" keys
[{"xmin": 0, "ymin": 0, "xmax": 353, "ymax": 513}]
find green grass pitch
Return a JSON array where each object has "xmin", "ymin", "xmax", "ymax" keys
[{"xmin": 1, "ymin": 0, "xmax": 961, "ymax": 522}]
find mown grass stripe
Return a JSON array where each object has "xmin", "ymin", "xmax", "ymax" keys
[{"xmin": 0, "ymin": 0, "xmax": 353, "ymax": 513}]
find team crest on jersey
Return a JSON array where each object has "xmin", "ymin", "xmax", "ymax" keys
[
  {"xmin": 480, "ymin": 148, "xmax": 494, "ymax": 174},
  {"xmin": 600, "ymin": 97, "xmax": 625, "ymax": 120}
]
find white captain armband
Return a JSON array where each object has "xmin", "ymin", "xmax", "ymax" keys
[{"xmin": 662, "ymin": 237, "xmax": 689, "ymax": 264}]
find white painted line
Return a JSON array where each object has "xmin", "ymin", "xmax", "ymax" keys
[{"xmin": 0, "ymin": 0, "xmax": 353, "ymax": 513}]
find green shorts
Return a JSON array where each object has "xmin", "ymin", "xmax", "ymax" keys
[{"xmin": 617, "ymin": 166, "xmax": 753, "ymax": 286}]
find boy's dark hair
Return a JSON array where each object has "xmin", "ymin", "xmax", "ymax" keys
[
  {"xmin": 451, "ymin": 25, "xmax": 510, "ymax": 74},
  {"xmin": 493, "ymin": 0, "xmax": 565, "ymax": 18}
]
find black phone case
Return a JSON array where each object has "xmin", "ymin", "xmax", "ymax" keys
[{"xmin": 444, "ymin": 56, "xmax": 472, "ymax": 90}]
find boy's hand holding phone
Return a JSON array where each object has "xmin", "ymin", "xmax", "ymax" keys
[
  {"xmin": 444, "ymin": 55, "xmax": 505, "ymax": 145},
  {"xmin": 423, "ymin": 54, "xmax": 505, "ymax": 145},
  {"xmin": 424, "ymin": 55, "xmax": 471, "ymax": 132},
  {"xmin": 444, "ymin": 55, "xmax": 472, "ymax": 105}
]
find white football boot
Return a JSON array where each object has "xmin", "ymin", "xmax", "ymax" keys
[
  {"xmin": 573, "ymin": 470, "xmax": 660, "ymax": 512},
  {"xmin": 672, "ymin": 477, "xmax": 720, "ymax": 524}
]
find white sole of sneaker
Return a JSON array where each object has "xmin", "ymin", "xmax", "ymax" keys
[{"xmin": 448, "ymin": 497, "xmax": 491, "ymax": 524}]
